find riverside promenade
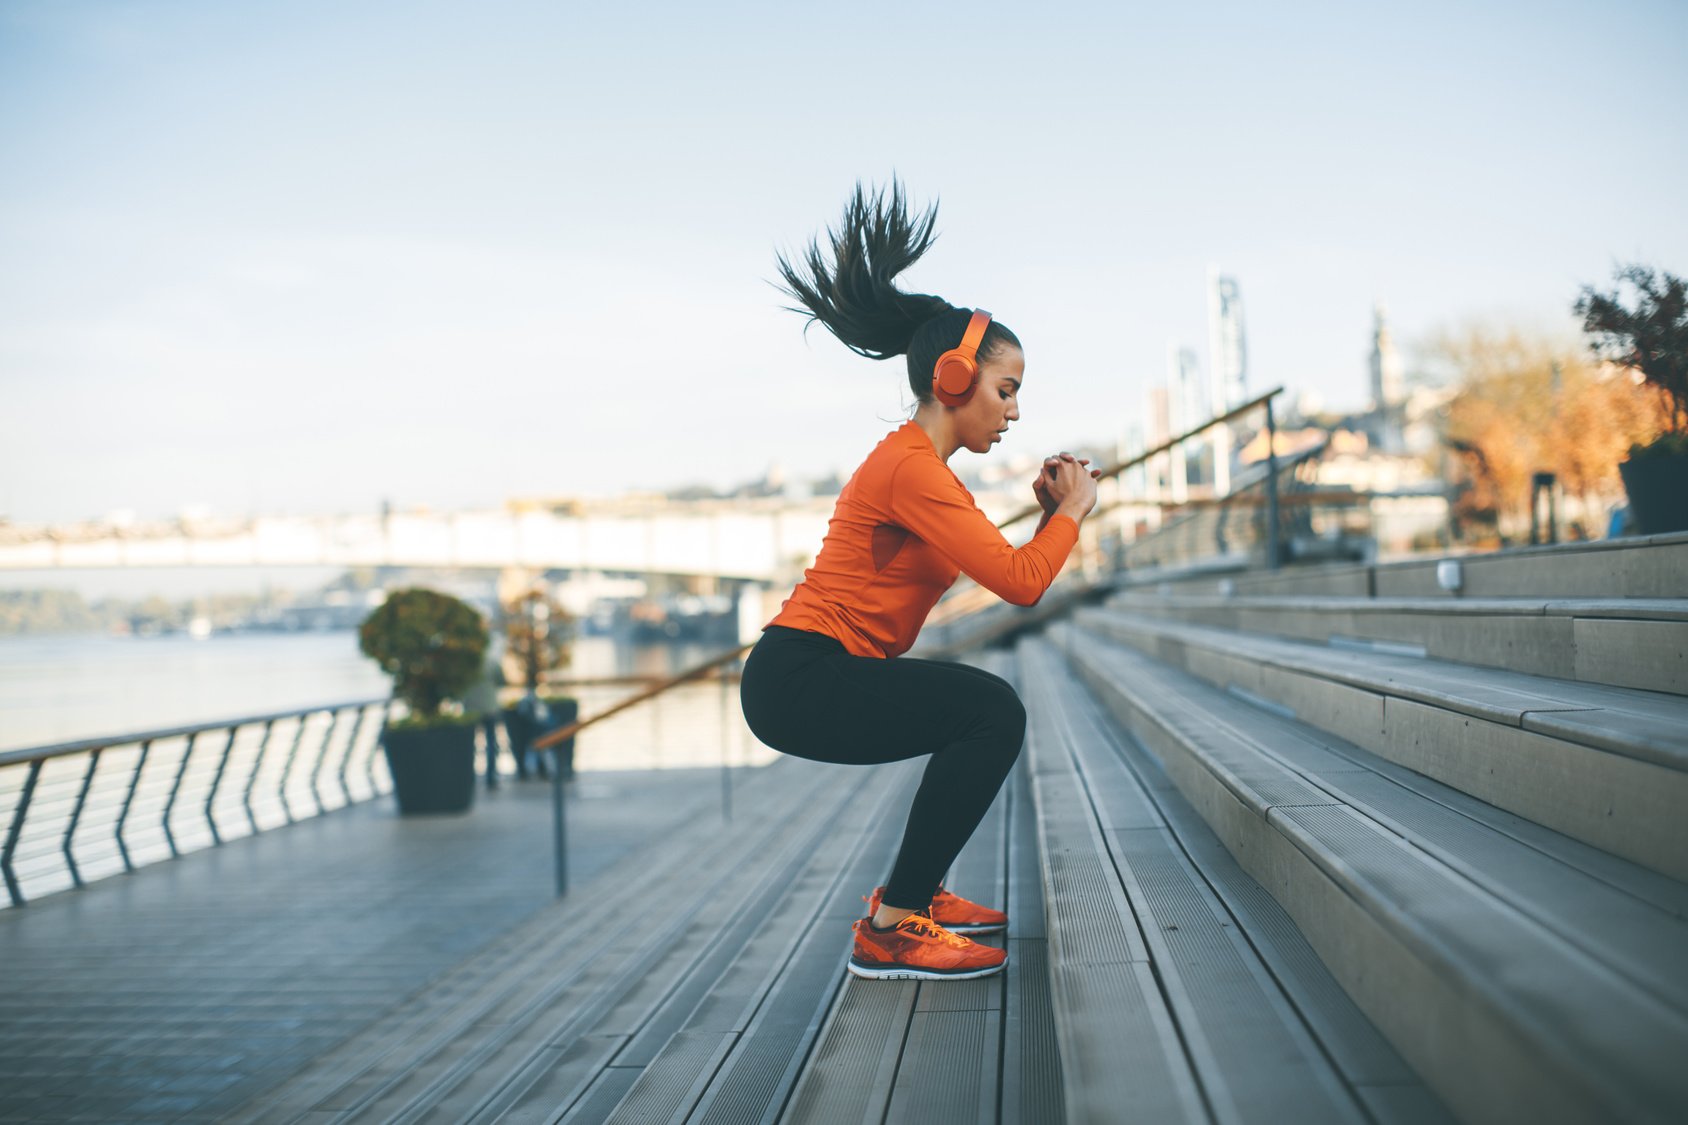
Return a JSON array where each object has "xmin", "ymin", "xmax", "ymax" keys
[{"xmin": 2, "ymin": 533, "xmax": 1686, "ymax": 1124}]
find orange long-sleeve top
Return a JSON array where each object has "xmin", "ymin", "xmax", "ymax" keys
[{"xmin": 767, "ymin": 420, "xmax": 1081, "ymax": 659}]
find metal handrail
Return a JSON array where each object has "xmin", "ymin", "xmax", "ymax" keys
[
  {"xmin": 0, "ymin": 697, "xmax": 392, "ymax": 908},
  {"xmin": 532, "ymin": 645, "xmax": 750, "ymax": 753},
  {"xmin": 990, "ymin": 386, "xmax": 1286, "ymax": 531},
  {"xmin": 0, "ymin": 698, "xmax": 388, "ymax": 768},
  {"xmin": 928, "ymin": 387, "xmax": 1289, "ymax": 620}
]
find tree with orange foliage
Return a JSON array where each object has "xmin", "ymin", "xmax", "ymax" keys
[{"xmin": 1430, "ymin": 325, "xmax": 1668, "ymax": 543}]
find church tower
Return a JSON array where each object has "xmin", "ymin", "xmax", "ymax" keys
[{"xmin": 1369, "ymin": 301, "xmax": 1404, "ymax": 411}]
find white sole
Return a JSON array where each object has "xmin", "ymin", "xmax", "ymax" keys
[{"xmin": 847, "ymin": 958, "xmax": 1007, "ymax": 982}]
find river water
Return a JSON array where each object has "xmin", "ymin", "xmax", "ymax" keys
[{"xmin": 0, "ymin": 630, "xmax": 762, "ymax": 767}]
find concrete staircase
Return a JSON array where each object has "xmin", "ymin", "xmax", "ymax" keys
[{"xmin": 1031, "ymin": 533, "xmax": 1688, "ymax": 1123}]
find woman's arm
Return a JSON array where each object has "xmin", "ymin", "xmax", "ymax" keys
[
  {"xmin": 1032, "ymin": 453, "xmax": 1100, "ymax": 533},
  {"xmin": 888, "ymin": 455, "xmax": 1081, "ymax": 606}
]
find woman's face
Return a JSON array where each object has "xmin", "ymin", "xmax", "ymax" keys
[{"xmin": 952, "ymin": 345, "xmax": 1025, "ymax": 455}]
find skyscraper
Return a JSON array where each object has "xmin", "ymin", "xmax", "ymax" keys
[
  {"xmin": 1167, "ymin": 343, "xmax": 1204, "ymax": 437},
  {"xmin": 1207, "ymin": 270, "xmax": 1248, "ymax": 414}
]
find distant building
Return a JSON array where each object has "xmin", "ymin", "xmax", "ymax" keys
[
  {"xmin": 1167, "ymin": 343, "xmax": 1204, "ymax": 436},
  {"xmin": 1369, "ymin": 301, "xmax": 1405, "ymax": 411},
  {"xmin": 1367, "ymin": 302, "xmax": 1408, "ymax": 453},
  {"xmin": 1207, "ymin": 270, "xmax": 1248, "ymax": 413}
]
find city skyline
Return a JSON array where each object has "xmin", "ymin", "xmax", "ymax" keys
[{"xmin": 3, "ymin": 0, "xmax": 1685, "ymax": 528}]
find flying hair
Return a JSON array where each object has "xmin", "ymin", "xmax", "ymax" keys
[{"xmin": 775, "ymin": 179, "xmax": 1022, "ymax": 403}]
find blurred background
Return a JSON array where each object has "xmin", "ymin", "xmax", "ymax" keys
[{"xmin": 3, "ymin": 0, "xmax": 1685, "ymax": 749}]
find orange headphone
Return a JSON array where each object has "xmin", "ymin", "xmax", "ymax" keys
[{"xmin": 931, "ymin": 309, "xmax": 992, "ymax": 406}]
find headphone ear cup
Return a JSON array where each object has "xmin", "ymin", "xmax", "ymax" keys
[{"xmin": 932, "ymin": 350, "xmax": 978, "ymax": 405}]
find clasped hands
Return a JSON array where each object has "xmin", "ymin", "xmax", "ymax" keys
[{"xmin": 1032, "ymin": 451, "xmax": 1101, "ymax": 520}]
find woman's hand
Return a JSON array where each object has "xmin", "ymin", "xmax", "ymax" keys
[{"xmin": 1034, "ymin": 452, "xmax": 1101, "ymax": 520}]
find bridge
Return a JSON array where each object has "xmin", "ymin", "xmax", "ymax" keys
[
  {"xmin": 0, "ymin": 499, "xmax": 844, "ymax": 583},
  {"xmin": 0, "ymin": 486, "xmax": 1075, "ymax": 586}
]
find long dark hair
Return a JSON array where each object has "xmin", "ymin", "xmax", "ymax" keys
[{"xmin": 776, "ymin": 180, "xmax": 1020, "ymax": 404}]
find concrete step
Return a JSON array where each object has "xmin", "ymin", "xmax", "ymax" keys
[
  {"xmin": 1055, "ymin": 620, "xmax": 1688, "ymax": 1124},
  {"xmin": 1012, "ymin": 636, "xmax": 1452, "ymax": 1124},
  {"xmin": 1106, "ymin": 591, "xmax": 1688, "ymax": 696},
  {"xmin": 1121, "ymin": 531, "xmax": 1688, "ymax": 601},
  {"xmin": 1075, "ymin": 606, "xmax": 1688, "ymax": 881}
]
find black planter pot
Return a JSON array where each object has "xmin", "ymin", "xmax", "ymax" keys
[
  {"xmin": 539, "ymin": 696, "xmax": 580, "ymax": 778},
  {"xmin": 382, "ymin": 721, "xmax": 477, "ymax": 815},
  {"xmin": 1620, "ymin": 451, "xmax": 1688, "ymax": 535}
]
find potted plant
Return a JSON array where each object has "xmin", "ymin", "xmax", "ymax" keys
[
  {"xmin": 499, "ymin": 585, "xmax": 578, "ymax": 779},
  {"xmin": 359, "ymin": 587, "xmax": 490, "ymax": 814},
  {"xmin": 1576, "ymin": 264, "xmax": 1688, "ymax": 534}
]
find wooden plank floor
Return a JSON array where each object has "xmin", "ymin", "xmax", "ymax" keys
[{"xmin": 0, "ymin": 766, "xmax": 746, "ymax": 1124}]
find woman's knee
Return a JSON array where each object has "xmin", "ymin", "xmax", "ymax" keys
[{"xmin": 973, "ymin": 680, "xmax": 1027, "ymax": 757}]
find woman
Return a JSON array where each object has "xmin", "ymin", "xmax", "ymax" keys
[{"xmin": 739, "ymin": 182, "xmax": 1099, "ymax": 981}]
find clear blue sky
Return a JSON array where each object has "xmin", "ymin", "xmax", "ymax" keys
[{"xmin": 3, "ymin": 0, "xmax": 1685, "ymax": 524}]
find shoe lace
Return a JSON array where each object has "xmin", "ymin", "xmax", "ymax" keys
[{"xmin": 899, "ymin": 909, "xmax": 970, "ymax": 948}]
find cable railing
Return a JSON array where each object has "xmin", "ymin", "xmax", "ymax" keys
[{"xmin": 0, "ymin": 698, "xmax": 391, "ymax": 909}]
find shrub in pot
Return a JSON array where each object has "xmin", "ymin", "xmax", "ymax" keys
[
  {"xmin": 1577, "ymin": 265, "xmax": 1688, "ymax": 534},
  {"xmin": 359, "ymin": 587, "xmax": 490, "ymax": 814}
]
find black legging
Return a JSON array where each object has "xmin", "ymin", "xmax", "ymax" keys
[{"xmin": 739, "ymin": 625, "xmax": 1026, "ymax": 910}]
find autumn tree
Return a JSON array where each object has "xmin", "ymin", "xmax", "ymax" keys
[
  {"xmin": 1429, "ymin": 324, "xmax": 1669, "ymax": 541},
  {"xmin": 1575, "ymin": 264, "xmax": 1688, "ymax": 454}
]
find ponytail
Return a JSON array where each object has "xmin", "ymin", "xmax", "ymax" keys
[{"xmin": 777, "ymin": 180, "xmax": 1020, "ymax": 404}]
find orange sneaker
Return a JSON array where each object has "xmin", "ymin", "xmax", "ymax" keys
[
  {"xmin": 848, "ymin": 910, "xmax": 1007, "ymax": 981},
  {"xmin": 865, "ymin": 884, "xmax": 1008, "ymax": 935}
]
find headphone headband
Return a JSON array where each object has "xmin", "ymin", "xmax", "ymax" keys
[{"xmin": 958, "ymin": 309, "xmax": 992, "ymax": 353}]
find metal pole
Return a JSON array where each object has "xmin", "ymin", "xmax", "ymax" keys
[
  {"xmin": 719, "ymin": 667, "xmax": 733, "ymax": 823},
  {"xmin": 277, "ymin": 715, "xmax": 310, "ymax": 824},
  {"xmin": 244, "ymin": 720, "xmax": 274, "ymax": 837},
  {"xmin": 1264, "ymin": 397, "xmax": 1283, "ymax": 570},
  {"xmin": 551, "ymin": 749, "xmax": 568, "ymax": 898},
  {"xmin": 204, "ymin": 727, "xmax": 239, "ymax": 847},
  {"xmin": 309, "ymin": 708, "xmax": 341, "ymax": 815},
  {"xmin": 63, "ymin": 750, "xmax": 102, "ymax": 889},
  {"xmin": 116, "ymin": 740, "xmax": 152, "ymax": 873},
  {"xmin": 161, "ymin": 731, "xmax": 198, "ymax": 858},
  {"xmin": 2, "ymin": 759, "xmax": 43, "ymax": 908},
  {"xmin": 338, "ymin": 704, "xmax": 366, "ymax": 806}
]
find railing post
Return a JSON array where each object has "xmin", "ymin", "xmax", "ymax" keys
[
  {"xmin": 2, "ymin": 759, "xmax": 44, "ymax": 908},
  {"xmin": 244, "ymin": 720, "xmax": 275, "ymax": 837},
  {"xmin": 368, "ymin": 699, "xmax": 394, "ymax": 794},
  {"xmin": 277, "ymin": 715, "xmax": 311, "ymax": 824},
  {"xmin": 309, "ymin": 709, "xmax": 341, "ymax": 815},
  {"xmin": 62, "ymin": 750, "xmax": 102, "ymax": 888},
  {"xmin": 1264, "ymin": 396, "xmax": 1283, "ymax": 570},
  {"xmin": 116, "ymin": 740, "xmax": 151, "ymax": 873},
  {"xmin": 161, "ymin": 731, "xmax": 199, "ymax": 858},
  {"xmin": 719, "ymin": 666, "xmax": 733, "ymax": 823},
  {"xmin": 338, "ymin": 705, "xmax": 367, "ymax": 806},
  {"xmin": 551, "ymin": 752, "xmax": 568, "ymax": 899},
  {"xmin": 204, "ymin": 726, "xmax": 240, "ymax": 847}
]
